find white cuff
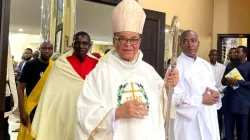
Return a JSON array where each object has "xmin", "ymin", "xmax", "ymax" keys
[{"xmin": 111, "ymin": 108, "xmax": 120, "ymax": 132}]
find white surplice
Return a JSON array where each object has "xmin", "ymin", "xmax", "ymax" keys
[
  {"xmin": 173, "ymin": 53, "xmax": 220, "ymax": 140},
  {"xmin": 75, "ymin": 50, "xmax": 166, "ymax": 140}
]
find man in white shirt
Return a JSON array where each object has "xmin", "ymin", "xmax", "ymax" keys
[
  {"xmin": 173, "ymin": 30, "xmax": 221, "ymax": 140},
  {"xmin": 209, "ymin": 49, "xmax": 226, "ymax": 138}
]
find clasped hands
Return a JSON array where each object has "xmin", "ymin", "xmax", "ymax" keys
[{"xmin": 202, "ymin": 87, "xmax": 220, "ymax": 105}]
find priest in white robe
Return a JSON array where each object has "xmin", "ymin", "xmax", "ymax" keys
[
  {"xmin": 75, "ymin": 0, "xmax": 179, "ymax": 139},
  {"xmin": 172, "ymin": 30, "xmax": 221, "ymax": 140}
]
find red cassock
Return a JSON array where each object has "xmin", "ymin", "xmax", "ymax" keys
[{"xmin": 67, "ymin": 54, "xmax": 98, "ymax": 80}]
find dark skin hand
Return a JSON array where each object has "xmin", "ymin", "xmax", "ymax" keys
[
  {"xmin": 17, "ymin": 82, "xmax": 30, "ymax": 126},
  {"xmin": 226, "ymin": 77, "xmax": 237, "ymax": 85}
]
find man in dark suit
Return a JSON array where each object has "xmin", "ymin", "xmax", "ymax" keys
[
  {"xmin": 15, "ymin": 48, "xmax": 33, "ymax": 74},
  {"xmin": 222, "ymin": 46, "xmax": 250, "ymax": 140}
]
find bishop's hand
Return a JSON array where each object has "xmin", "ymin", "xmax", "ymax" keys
[
  {"xmin": 165, "ymin": 69, "xmax": 179, "ymax": 87},
  {"xmin": 202, "ymin": 88, "xmax": 218, "ymax": 105},
  {"xmin": 115, "ymin": 100, "xmax": 149, "ymax": 120}
]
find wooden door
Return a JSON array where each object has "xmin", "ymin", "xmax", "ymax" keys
[
  {"xmin": 0, "ymin": 0, "xmax": 11, "ymax": 139},
  {"xmin": 141, "ymin": 9, "xmax": 166, "ymax": 77}
]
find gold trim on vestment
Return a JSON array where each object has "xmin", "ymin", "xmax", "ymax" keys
[{"xmin": 87, "ymin": 109, "xmax": 113, "ymax": 140}]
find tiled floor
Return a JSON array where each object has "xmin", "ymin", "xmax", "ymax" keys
[{"xmin": 8, "ymin": 115, "xmax": 20, "ymax": 140}]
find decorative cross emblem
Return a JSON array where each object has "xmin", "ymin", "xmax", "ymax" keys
[{"xmin": 124, "ymin": 82, "xmax": 142, "ymax": 100}]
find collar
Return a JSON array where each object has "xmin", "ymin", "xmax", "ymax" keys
[
  {"xmin": 106, "ymin": 49, "xmax": 143, "ymax": 70},
  {"xmin": 209, "ymin": 61, "xmax": 218, "ymax": 66},
  {"xmin": 181, "ymin": 53, "xmax": 196, "ymax": 63},
  {"xmin": 113, "ymin": 50, "xmax": 139, "ymax": 66},
  {"xmin": 70, "ymin": 53, "xmax": 88, "ymax": 63}
]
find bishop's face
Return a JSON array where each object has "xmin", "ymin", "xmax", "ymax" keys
[{"xmin": 113, "ymin": 31, "xmax": 141, "ymax": 61}]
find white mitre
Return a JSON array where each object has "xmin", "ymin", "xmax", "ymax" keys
[{"xmin": 112, "ymin": 0, "xmax": 146, "ymax": 34}]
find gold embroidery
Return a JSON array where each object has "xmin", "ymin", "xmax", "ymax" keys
[{"xmin": 124, "ymin": 82, "xmax": 141, "ymax": 100}]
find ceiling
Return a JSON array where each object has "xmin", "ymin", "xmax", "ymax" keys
[{"xmin": 9, "ymin": 0, "xmax": 114, "ymax": 42}]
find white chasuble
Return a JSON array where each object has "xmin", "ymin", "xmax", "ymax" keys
[
  {"xmin": 173, "ymin": 53, "xmax": 221, "ymax": 140},
  {"xmin": 75, "ymin": 50, "xmax": 166, "ymax": 140}
]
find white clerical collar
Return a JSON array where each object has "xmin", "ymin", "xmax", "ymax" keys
[
  {"xmin": 106, "ymin": 49, "xmax": 143, "ymax": 70},
  {"xmin": 181, "ymin": 53, "xmax": 196, "ymax": 63},
  {"xmin": 113, "ymin": 50, "xmax": 139, "ymax": 66}
]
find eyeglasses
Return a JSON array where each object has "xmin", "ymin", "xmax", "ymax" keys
[{"xmin": 114, "ymin": 36, "xmax": 140, "ymax": 45}]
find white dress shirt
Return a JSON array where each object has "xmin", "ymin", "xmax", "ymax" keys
[{"xmin": 209, "ymin": 61, "xmax": 226, "ymax": 93}]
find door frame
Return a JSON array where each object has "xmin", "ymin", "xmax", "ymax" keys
[
  {"xmin": 85, "ymin": 0, "xmax": 138, "ymax": 6},
  {"xmin": 0, "ymin": 0, "xmax": 11, "ymax": 139},
  {"xmin": 217, "ymin": 34, "xmax": 250, "ymax": 62},
  {"xmin": 85, "ymin": 0, "xmax": 121, "ymax": 5}
]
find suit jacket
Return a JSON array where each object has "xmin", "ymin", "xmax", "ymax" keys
[
  {"xmin": 15, "ymin": 61, "xmax": 26, "ymax": 73},
  {"xmin": 222, "ymin": 61, "xmax": 250, "ymax": 115}
]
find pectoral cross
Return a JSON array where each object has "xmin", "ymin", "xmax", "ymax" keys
[{"xmin": 124, "ymin": 82, "xmax": 142, "ymax": 101}]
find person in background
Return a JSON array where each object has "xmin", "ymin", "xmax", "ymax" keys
[
  {"xmin": 31, "ymin": 31, "xmax": 99, "ymax": 140},
  {"xmin": 17, "ymin": 42, "xmax": 54, "ymax": 140},
  {"xmin": 15, "ymin": 48, "xmax": 33, "ymax": 73},
  {"xmin": 33, "ymin": 51, "xmax": 40, "ymax": 59},
  {"xmin": 222, "ymin": 46, "xmax": 250, "ymax": 140},
  {"xmin": 226, "ymin": 48, "xmax": 237, "ymax": 65},
  {"xmin": 208, "ymin": 49, "xmax": 226, "ymax": 139}
]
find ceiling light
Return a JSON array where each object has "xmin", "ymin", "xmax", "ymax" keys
[
  {"xmin": 18, "ymin": 28, "xmax": 24, "ymax": 32},
  {"xmin": 165, "ymin": 29, "xmax": 169, "ymax": 33}
]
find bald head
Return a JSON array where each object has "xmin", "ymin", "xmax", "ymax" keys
[
  {"xmin": 180, "ymin": 30, "xmax": 200, "ymax": 59},
  {"xmin": 39, "ymin": 41, "xmax": 54, "ymax": 61},
  {"xmin": 40, "ymin": 41, "xmax": 53, "ymax": 48},
  {"xmin": 180, "ymin": 30, "xmax": 198, "ymax": 41},
  {"xmin": 33, "ymin": 50, "xmax": 39, "ymax": 59}
]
